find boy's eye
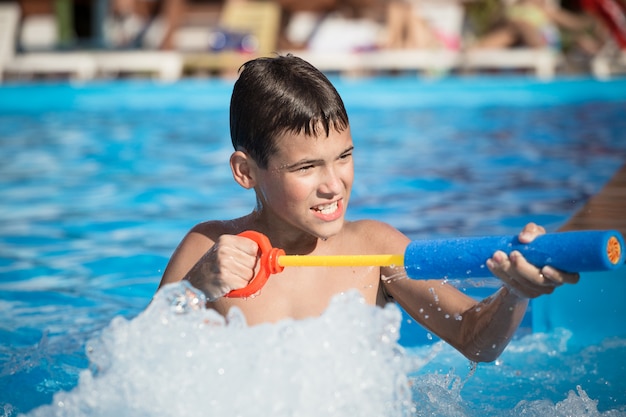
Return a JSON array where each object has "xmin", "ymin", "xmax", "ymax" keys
[{"xmin": 340, "ymin": 147, "xmax": 354, "ymax": 160}]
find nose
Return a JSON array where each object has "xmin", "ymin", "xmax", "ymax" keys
[{"xmin": 318, "ymin": 166, "xmax": 343, "ymax": 196}]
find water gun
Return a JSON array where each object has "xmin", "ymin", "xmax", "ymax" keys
[{"xmin": 226, "ymin": 230, "xmax": 624, "ymax": 298}]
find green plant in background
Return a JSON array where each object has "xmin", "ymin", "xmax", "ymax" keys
[{"xmin": 54, "ymin": 0, "xmax": 74, "ymax": 46}]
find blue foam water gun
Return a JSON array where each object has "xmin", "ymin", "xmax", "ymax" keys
[{"xmin": 226, "ymin": 230, "xmax": 624, "ymax": 298}]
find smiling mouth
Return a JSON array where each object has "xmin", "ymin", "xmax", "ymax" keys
[{"xmin": 313, "ymin": 200, "xmax": 339, "ymax": 215}]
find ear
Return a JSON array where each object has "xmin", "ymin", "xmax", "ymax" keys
[{"xmin": 230, "ymin": 150, "xmax": 257, "ymax": 189}]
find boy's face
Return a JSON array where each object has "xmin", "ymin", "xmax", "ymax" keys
[{"xmin": 254, "ymin": 126, "xmax": 354, "ymax": 240}]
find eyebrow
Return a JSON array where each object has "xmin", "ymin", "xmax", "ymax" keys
[{"xmin": 280, "ymin": 145, "xmax": 354, "ymax": 171}]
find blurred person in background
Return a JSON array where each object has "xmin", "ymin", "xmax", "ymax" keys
[
  {"xmin": 469, "ymin": 0, "xmax": 605, "ymax": 54},
  {"xmin": 383, "ymin": 0, "xmax": 464, "ymax": 50}
]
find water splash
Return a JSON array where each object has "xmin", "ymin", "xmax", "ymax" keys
[
  {"xmin": 24, "ymin": 282, "xmax": 424, "ymax": 417},
  {"xmin": 405, "ymin": 331, "xmax": 626, "ymax": 417}
]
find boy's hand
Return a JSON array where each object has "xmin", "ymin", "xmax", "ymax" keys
[
  {"xmin": 189, "ymin": 234, "xmax": 260, "ymax": 301},
  {"xmin": 486, "ymin": 222, "xmax": 580, "ymax": 298}
]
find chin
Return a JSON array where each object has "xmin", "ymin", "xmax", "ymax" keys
[{"xmin": 313, "ymin": 220, "xmax": 345, "ymax": 240}]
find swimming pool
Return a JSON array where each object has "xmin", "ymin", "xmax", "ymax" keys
[{"xmin": 1, "ymin": 76, "xmax": 626, "ymax": 416}]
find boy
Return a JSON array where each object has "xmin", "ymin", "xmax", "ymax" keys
[{"xmin": 158, "ymin": 54, "xmax": 579, "ymax": 362}]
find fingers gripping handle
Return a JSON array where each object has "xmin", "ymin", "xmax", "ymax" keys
[{"xmin": 225, "ymin": 231, "xmax": 285, "ymax": 298}]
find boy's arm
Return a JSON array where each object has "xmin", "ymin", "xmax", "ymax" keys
[
  {"xmin": 159, "ymin": 231, "xmax": 214, "ymax": 289},
  {"xmin": 387, "ymin": 277, "xmax": 528, "ymax": 362},
  {"xmin": 382, "ymin": 223, "xmax": 579, "ymax": 362}
]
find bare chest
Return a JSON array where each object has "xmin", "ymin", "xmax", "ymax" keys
[{"xmin": 213, "ymin": 266, "xmax": 382, "ymax": 325}]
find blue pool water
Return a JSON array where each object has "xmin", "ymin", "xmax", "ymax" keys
[{"xmin": 1, "ymin": 76, "xmax": 626, "ymax": 416}]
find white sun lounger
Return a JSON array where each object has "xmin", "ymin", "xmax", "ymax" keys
[
  {"xmin": 461, "ymin": 48, "xmax": 560, "ymax": 80},
  {"xmin": 92, "ymin": 51, "xmax": 182, "ymax": 82},
  {"xmin": 1, "ymin": 2, "xmax": 182, "ymax": 83},
  {"xmin": 5, "ymin": 52, "xmax": 97, "ymax": 81},
  {"xmin": 0, "ymin": 3, "xmax": 97, "ymax": 82},
  {"xmin": 282, "ymin": 48, "xmax": 558, "ymax": 79},
  {"xmin": 285, "ymin": 49, "xmax": 460, "ymax": 75}
]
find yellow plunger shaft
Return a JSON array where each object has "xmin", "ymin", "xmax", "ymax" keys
[{"xmin": 277, "ymin": 254, "xmax": 405, "ymax": 267}]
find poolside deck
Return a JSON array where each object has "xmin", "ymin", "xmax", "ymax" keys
[{"xmin": 559, "ymin": 163, "xmax": 626, "ymax": 237}]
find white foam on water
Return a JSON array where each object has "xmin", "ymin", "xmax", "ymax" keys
[
  {"xmin": 23, "ymin": 282, "xmax": 422, "ymax": 417},
  {"xmin": 409, "ymin": 374, "xmax": 623, "ymax": 417},
  {"xmin": 21, "ymin": 282, "xmax": 626, "ymax": 417}
]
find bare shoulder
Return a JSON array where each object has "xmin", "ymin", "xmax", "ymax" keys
[
  {"xmin": 173, "ymin": 218, "xmax": 249, "ymax": 259},
  {"xmin": 345, "ymin": 219, "xmax": 410, "ymax": 253},
  {"xmin": 159, "ymin": 219, "xmax": 243, "ymax": 288},
  {"xmin": 188, "ymin": 220, "xmax": 232, "ymax": 241},
  {"xmin": 348, "ymin": 219, "xmax": 397, "ymax": 235}
]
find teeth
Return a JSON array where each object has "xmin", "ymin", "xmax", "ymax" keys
[{"xmin": 316, "ymin": 201, "xmax": 338, "ymax": 214}]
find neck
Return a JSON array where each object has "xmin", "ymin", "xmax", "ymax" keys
[{"xmin": 245, "ymin": 208, "xmax": 322, "ymax": 254}]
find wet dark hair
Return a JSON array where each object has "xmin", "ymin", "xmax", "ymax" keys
[{"xmin": 230, "ymin": 54, "xmax": 349, "ymax": 169}]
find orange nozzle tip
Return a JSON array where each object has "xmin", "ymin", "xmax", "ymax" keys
[{"xmin": 607, "ymin": 236, "xmax": 621, "ymax": 265}]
